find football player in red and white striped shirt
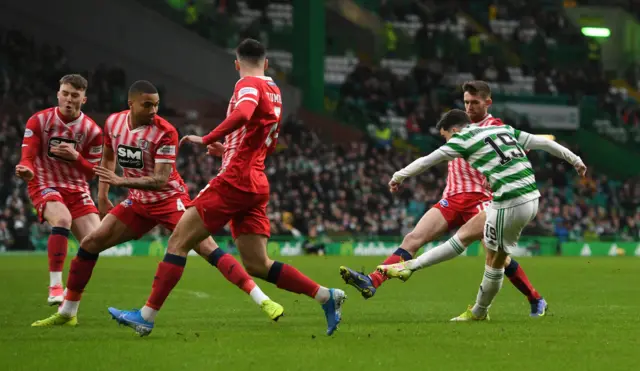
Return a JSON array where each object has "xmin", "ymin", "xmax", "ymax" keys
[
  {"xmin": 32, "ymin": 80, "xmax": 279, "ymax": 327},
  {"xmin": 16, "ymin": 74, "xmax": 102, "ymax": 306},
  {"xmin": 341, "ymin": 81, "xmax": 547, "ymax": 317},
  {"xmin": 108, "ymin": 40, "xmax": 345, "ymax": 337}
]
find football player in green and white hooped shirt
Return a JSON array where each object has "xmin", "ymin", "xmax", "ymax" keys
[{"xmin": 378, "ymin": 109, "xmax": 587, "ymax": 321}]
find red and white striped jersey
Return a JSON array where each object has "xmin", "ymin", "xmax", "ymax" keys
[
  {"xmin": 21, "ymin": 107, "xmax": 102, "ymax": 194},
  {"xmin": 104, "ymin": 111, "xmax": 187, "ymax": 204},
  {"xmin": 441, "ymin": 114, "xmax": 504, "ymax": 199},
  {"xmin": 218, "ymin": 76, "xmax": 282, "ymax": 194}
]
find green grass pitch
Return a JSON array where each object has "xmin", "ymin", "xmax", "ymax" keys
[{"xmin": 1, "ymin": 255, "xmax": 638, "ymax": 371}]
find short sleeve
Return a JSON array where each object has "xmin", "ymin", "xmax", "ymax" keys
[
  {"xmin": 234, "ymin": 78, "xmax": 261, "ymax": 108},
  {"xmin": 155, "ymin": 130, "xmax": 178, "ymax": 164},
  {"xmin": 83, "ymin": 126, "xmax": 103, "ymax": 163}
]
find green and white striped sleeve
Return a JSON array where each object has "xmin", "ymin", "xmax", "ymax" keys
[{"xmin": 437, "ymin": 135, "xmax": 467, "ymax": 159}]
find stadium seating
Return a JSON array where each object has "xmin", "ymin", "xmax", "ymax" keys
[{"xmin": 0, "ymin": 13, "xmax": 638, "ymax": 251}]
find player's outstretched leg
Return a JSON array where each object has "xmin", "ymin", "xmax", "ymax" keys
[
  {"xmin": 378, "ymin": 209, "xmax": 479, "ymax": 282},
  {"xmin": 42, "ymin": 201, "xmax": 73, "ymax": 306},
  {"xmin": 32, "ymin": 214, "xmax": 137, "ymax": 327},
  {"xmin": 237, "ymin": 234, "xmax": 346, "ymax": 336},
  {"xmin": 194, "ymin": 238, "xmax": 283, "ymax": 321},
  {"xmin": 503, "ymin": 256, "xmax": 547, "ymax": 317},
  {"xmin": 107, "ymin": 207, "xmax": 213, "ymax": 336},
  {"xmin": 341, "ymin": 207, "xmax": 448, "ymax": 299}
]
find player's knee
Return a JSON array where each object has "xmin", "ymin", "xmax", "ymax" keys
[
  {"xmin": 79, "ymin": 233, "xmax": 99, "ymax": 254},
  {"xmin": 51, "ymin": 214, "xmax": 72, "ymax": 229},
  {"xmin": 401, "ymin": 231, "xmax": 427, "ymax": 254}
]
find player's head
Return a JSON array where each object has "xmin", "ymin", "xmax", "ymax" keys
[
  {"xmin": 436, "ymin": 109, "xmax": 471, "ymax": 141},
  {"xmin": 234, "ymin": 38, "xmax": 268, "ymax": 74},
  {"xmin": 462, "ymin": 80, "xmax": 492, "ymax": 123},
  {"xmin": 57, "ymin": 74, "xmax": 88, "ymax": 119},
  {"xmin": 128, "ymin": 80, "xmax": 159, "ymax": 125}
]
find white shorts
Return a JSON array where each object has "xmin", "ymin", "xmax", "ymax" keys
[{"xmin": 483, "ymin": 198, "xmax": 539, "ymax": 254}]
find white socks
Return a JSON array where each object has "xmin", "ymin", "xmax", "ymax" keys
[
  {"xmin": 472, "ymin": 265, "xmax": 505, "ymax": 318},
  {"xmin": 50, "ymin": 271, "xmax": 63, "ymax": 287},
  {"xmin": 409, "ymin": 234, "xmax": 467, "ymax": 270},
  {"xmin": 249, "ymin": 286, "xmax": 270, "ymax": 305},
  {"xmin": 314, "ymin": 286, "xmax": 330, "ymax": 304},
  {"xmin": 58, "ymin": 300, "xmax": 80, "ymax": 317},
  {"xmin": 140, "ymin": 306, "xmax": 158, "ymax": 322}
]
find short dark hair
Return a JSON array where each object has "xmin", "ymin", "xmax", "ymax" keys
[
  {"xmin": 59, "ymin": 74, "xmax": 88, "ymax": 91},
  {"xmin": 436, "ymin": 109, "xmax": 471, "ymax": 131},
  {"xmin": 462, "ymin": 80, "xmax": 491, "ymax": 98},
  {"xmin": 236, "ymin": 38, "xmax": 266, "ymax": 65},
  {"xmin": 128, "ymin": 80, "xmax": 158, "ymax": 97}
]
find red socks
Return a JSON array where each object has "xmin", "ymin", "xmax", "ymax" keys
[
  {"xmin": 504, "ymin": 259, "xmax": 542, "ymax": 303},
  {"xmin": 48, "ymin": 227, "xmax": 69, "ymax": 273},
  {"xmin": 267, "ymin": 261, "xmax": 320, "ymax": 298},
  {"xmin": 65, "ymin": 248, "xmax": 99, "ymax": 301},
  {"xmin": 211, "ymin": 252, "xmax": 256, "ymax": 294},
  {"xmin": 369, "ymin": 248, "xmax": 413, "ymax": 288},
  {"xmin": 145, "ymin": 255, "xmax": 186, "ymax": 310}
]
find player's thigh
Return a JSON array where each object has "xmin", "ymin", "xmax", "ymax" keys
[
  {"xmin": 401, "ymin": 207, "xmax": 450, "ymax": 253},
  {"xmin": 42, "ymin": 201, "xmax": 73, "ymax": 229},
  {"xmin": 188, "ymin": 180, "xmax": 236, "ymax": 236},
  {"xmin": 109, "ymin": 200, "xmax": 157, "ymax": 239},
  {"xmin": 62, "ymin": 189, "xmax": 99, "ymax": 225},
  {"xmin": 80, "ymin": 214, "xmax": 140, "ymax": 254},
  {"xmin": 456, "ymin": 210, "xmax": 487, "ymax": 246},
  {"xmin": 166, "ymin": 207, "xmax": 212, "ymax": 255},
  {"xmin": 70, "ymin": 213, "xmax": 101, "ymax": 242},
  {"xmin": 234, "ymin": 233, "xmax": 272, "ymax": 278},
  {"xmin": 484, "ymin": 200, "xmax": 538, "ymax": 257}
]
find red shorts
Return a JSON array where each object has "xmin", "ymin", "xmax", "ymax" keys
[
  {"xmin": 29, "ymin": 187, "xmax": 98, "ymax": 223},
  {"xmin": 188, "ymin": 178, "xmax": 270, "ymax": 240},
  {"xmin": 110, "ymin": 194, "xmax": 189, "ymax": 239},
  {"xmin": 433, "ymin": 192, "xmax": 493, "ymax": 230}
]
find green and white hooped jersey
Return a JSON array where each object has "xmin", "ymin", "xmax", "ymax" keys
[{"xmin": 438, "ymin": 124, "xmax": 541, "ymax": 209}]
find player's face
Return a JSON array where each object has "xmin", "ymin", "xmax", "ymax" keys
[
  {"xmin": 463, "ymin": 92, "xmax": 492, "ymax": 123},
  {"xmin": 57, "ymin": 84, "xmax": 87, "ymax": 118},
  {"xmin": 129, "ymin": 93, "xmax": 159, "ymax": 125}
]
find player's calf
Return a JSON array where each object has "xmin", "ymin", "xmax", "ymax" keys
[
  {"xmin": 237, "ymin": 234, "xmax": 346, "ymax": 335},
  {"xmin": 43, "ymin": 202, "xmax": 73, "ymax": 305}
]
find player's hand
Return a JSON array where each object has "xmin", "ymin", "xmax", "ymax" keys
[
  {"xmin": 207, "ymin": 142, "xmax": 225, "ymax": 157},
  {"xmin": 389, "ymin": 179, "xmax": 401, "ymax": 193},
  {"xmin": 575, "ymin": 162, "xmax": 587, "ymax": 177},
  {"xmin": 179, "ymin": 135, "xmax": 204, "ymax": 147},
  {"xmin": 50, "ymin": 142, "xmax": 79, "ymax": 161},
  {"xmin": 15, "ymin": 165, "xmax": 34, "ymax": 181},
  {"xmin": 98, "ymin": 197, "xmax": 114, "ymax": 218},
  {"xmin": 94, "ymin": 166, "xmax": 124, "ymax": 186}
]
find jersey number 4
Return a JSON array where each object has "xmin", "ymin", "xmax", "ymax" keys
[{"xmin": 484, "ymin": 134, "xmax": 525, "ymax": 165}]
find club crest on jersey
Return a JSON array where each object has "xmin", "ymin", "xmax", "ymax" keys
[
  {"xmin": 439, "ymin": 199, "xmax": 449, "ymax": 207},
  {"xmin": 117, "ymin": 144, "xmax": 144, "ymax": 169},
  {"xmin": 121, "ymin": 199, "xmax": 133, "ymax": 207},
  {"xmin": 75, "ymin": 133, "xmax": 84, "ymax": 142},
  {"xmin": 137, "ymin": 139, "xmax": 149, "ymax": 150}
]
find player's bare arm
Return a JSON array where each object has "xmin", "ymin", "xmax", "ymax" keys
[
  {"xmin": 97, "ymin": 144, "xmax": 116, "ymax": 215},
  {"xmin": 95, "ymin": 162, "xmax": 172, "ymax": 191}
]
